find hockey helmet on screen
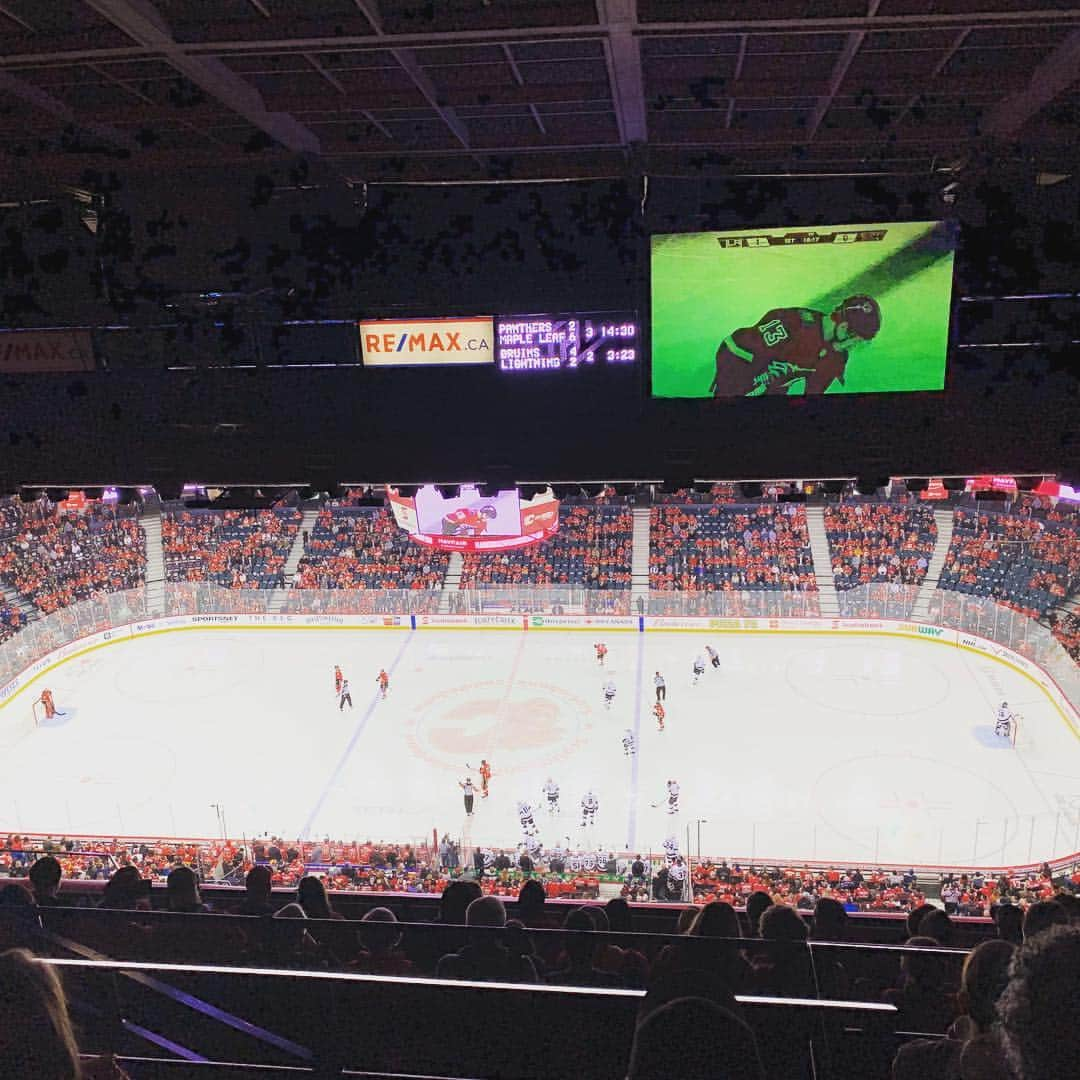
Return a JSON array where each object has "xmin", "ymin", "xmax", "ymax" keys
[{"xmin": 834, "ymin": 295, "xmax": 881, "ymax": 342}]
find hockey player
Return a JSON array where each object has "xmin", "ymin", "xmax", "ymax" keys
[
  {"xmin": 692, "ymin": 656, "xmax": 706, "ymax": 685},
  {"xmin": 334, "ymin": 665, "xmax": 344, "ymax": 696},
  {"xmin": 603, "ymin": 679, "xmax": 617, "ymax": 709},
  {"xmin": 653, "ymin": 701, "xmax": 666, "ymax": 732},
  {"xmin": 995, "ymin": 701, "xmax": 1013, "ymax": 738},
  {"xmin": 654, "ymin": 671, "xmax": 666, "ymax": 702},
  {"xmin": 542, "ymin": 778, "xmax": 560, "ymax": 814},
  {"xmin": 622, "ymin": 730, "xmax": 636, "ymax": 756},
  {"xmin": 376, "ymin": 669, "xmax": 389, "ymax": 699},
  {"xmin": 581, "ymin": 790, "xmax": 599, "ymax": 828},
  {"xmin": 479, "ymin": 759, "xmax": 492, "ymax": 798},
  {"xmin": 339, "ymin": 678, "xmax": 353, "ymax": 711},
  {"xmin": 594, "ymin": 642, "xmax": 608, "ymax": 666},
  {"xmin": 666, "ymin": 779, "xmax": 680, "ymax": 815},
  {"xmin": 710, "ymin": 295, "xmax": 882, "ymax": 397},
  {"xmin": 706, "ymin": 644, "xmax": 720, "ymax": 669},
  {"xmin": 35, "ymin": 688, "xmax": 62, "ymax": 720},
  {"xmin": 517, "ymin": 800, "xmax": 537, "ymax": 837}
]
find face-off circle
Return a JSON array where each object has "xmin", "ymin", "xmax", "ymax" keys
[{"xmin": 406, "ymin": 678, "xmax": 595, "ymax": 775}]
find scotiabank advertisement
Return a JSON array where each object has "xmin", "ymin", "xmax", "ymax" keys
[
  {"xmin": 387, "ymin": 485, "xmax": 560, "ymax": 552},
  {"xmin": 359, "ymin": 317, "xmax": 494, "ymax": 367}
]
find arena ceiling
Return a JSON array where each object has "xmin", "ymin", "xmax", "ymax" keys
[{"xmin": 0, "ymin": 1, "xmax": 1078, "ymax": 192}]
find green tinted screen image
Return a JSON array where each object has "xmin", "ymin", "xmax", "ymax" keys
[{"xmin": 650, "ymin": 221, "xmax": 955, "ymax": 398}]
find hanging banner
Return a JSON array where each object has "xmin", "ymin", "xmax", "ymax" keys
[{"xmin": 0, "ymin": 329, "xmax": 95, "ymax": 372}]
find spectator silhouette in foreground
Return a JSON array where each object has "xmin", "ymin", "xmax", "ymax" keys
[
  {"xmin": 919, "ymin": 908, "xmax": 954, "ymax": 947},
  {"xmin": 546, "ymin": 908, "xmax": 622, "ymax": 988},
  {"xmin": 354, "ymin": 907, "xmax": 413, "ymax": 976},
  {"xmin": 628, "ymin": 996, "xmax": 765, "ymax": 1080},
  {"xmin": 296, "ymin": 875, "xmax": 344, "ymax": 920},
  {"xmin": 436, "ymin": 896, "xmax": 538, "ymax": 983},
  {"xmin": 745, "ymin": 890, "xmax": 772, "ymax": 936},
  {"xmin": 98, "ymin": 866, "xmax": 149, "ymax": 910},
  {"xmin": 1021, "ymin": 899, "xmax": 1068, "ymax": 942},
  {"xmin": 0, "ymin": 947, "xmax": 82, "ymax": 1078},
  {"xmin": 652, "ymin": 901, "xmax": 749, "ymax": 992},
  {"xmin": 892, "ymin": 938, "xmax": 1014, "ymax": 1080},
  {"xmin": 235, "ymin": 865, "xmax": 277, "ymax": 916},
  {"xmin": 166, "ymin": 866, "xmax": 209, "ymax": 913},
  {"xmin": 998, "ymin": 925, "xmax": 1080, "ymax": 1080},
  {"xmin": 883, "ymin": 936, "xmax": 955, "ymax": 1035},
  {"xmin": 993, "ymin": 903, "xmax": 1023, "ymax": 946},
  {"xmin": 29, "ymin": 856, "xmax": 65, "ymax": 907},
  {"xmin": 810, "ymin": 896, "xmax": 850, "ymax": 999},
  {"xmin": 515, "ymin": 879, "xmax": 547, "ymax": 927}
]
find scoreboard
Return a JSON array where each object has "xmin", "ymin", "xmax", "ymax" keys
[{"xmin": 495, "ymin": 311, "xmax": 639, "ymax": 373}]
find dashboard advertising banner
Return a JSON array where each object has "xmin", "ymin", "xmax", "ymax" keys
[{"xmin": 359, "ymin": 317, "xmax": 494, "ymax": 367}]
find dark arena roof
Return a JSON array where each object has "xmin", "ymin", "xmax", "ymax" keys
[{"xmin": 0, "ymin": 1, "xmax": 1077, "ymax": 186}]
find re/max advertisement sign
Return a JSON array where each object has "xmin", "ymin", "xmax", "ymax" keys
[{"xmin": 359, "ymin": 317, "xmax": 494, "ymax": 367}]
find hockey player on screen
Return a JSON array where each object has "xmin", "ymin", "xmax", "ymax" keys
[
  {"xmin": 594, "ymin": 642, "xmax": 608, "ymax": 666},
  {"xmin": 376, "ymin": 669, "xmax": 390, "ymax": 699},
  {"xmin": 517, "ymin": 801, "xmax": 538, "ymax": 838},
  {"xmin": 710, "ymin": 295, "xmax": 882, "ymax": 397},
  {"xmin": 334, "ymin": 665, "xmax": 343, "ymax": 696},
  {"xmin": 479, "ymin": 759, "xmax": 492, "ymax": 798},
  {"xmin": 442, "ymin": 504, "xmax": 498, "ymax": 537},
  {"xmin": 339, "ymin": 679, "xmax": 353, "ymax": 711},
  {"xmin": 622, "ymin": 730, "xmax": 636, "ymax": 756},
  {"xmin": 705, "ymin": 644, "xmax": 720, "ymax": 670},
  {"xmin": 35, "ymin": 688, "xmax": 63, "ymax": 720},
  {"xmin": 666, "ymin": 780, "xmax": 681, "ymax": 815}
]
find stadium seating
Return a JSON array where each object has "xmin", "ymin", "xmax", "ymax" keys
[
  {"xmin": 649, "ymin": 504, "xmax": 818, "ymax": 594},
  {"xmin": 0, "ymin": 499, "xmax": 146, "ymax": 614},
  {"xmin": 292, "ymin": 507, "xmax": 448, "ymax": 596},
  {"xmin": 162, "ymin": 508, "xmax": 302, "ymax": 588},
  {"xmin": 824, "ymin": 502, "xmax": 937, "ymax": 591},
  {"xmin": 0, "ymin": 600, "xmax": 20, "ymax": 643},
  {"xmin": 937, "ymin": 508, "xmax": 1080, "ymax": 617},
  {"xmin": 457, "ymin": 503, "xmax": 632, "ymax": 606},
  {"xmin": 1052, "ymin": 611, "xmax": 1080, "ymax": 663}
]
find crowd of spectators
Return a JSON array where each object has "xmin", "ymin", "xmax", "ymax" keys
[
  {"xmin": 1050, "ymin": 610, "xmax": 1080, "ymax": 664},
  {"xmin": 824, "ymin": 503, "xmax": 937, "ymax": 591},
  {"xmin": 653, "ymin": 483, "xmax": 739, "ymax": 505},
  {"xmin": 0, "ymin": 499, "xmax": 146, "ymax": 615},
  {"xmin": 0, "ymin": 599, "xmax": 21, "ymax": 643},
  {"xmin": 692, "ymin": 862, "xmax": 928, "ymax": 914},
  {"xmin": 162, "ymin": 508, "xmax": 302, "ymax": 588},
  {"xmin": 291, "ymin": 507, "xmax": 447, "ymax": 596},
  {"xmin": 938, "ymin": 508, "xmax": 1080, "ymax": 618},
  {"xmin": 649, "ymin": 504, "xmax": 817, "ymax": 594},
  {"xmin": 937, "ymin": 865, "xmax": 1058, "ymax": 917},
  {"xmin": 457, "ymin": 504, "xmax": 632, "ymax": 598}
]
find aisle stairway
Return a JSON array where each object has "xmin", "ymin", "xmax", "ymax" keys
[
  {"xmin": 630, "ymin": 506, "xmax": 651, "ymax": 615},
  {"xmin": 438, "ymin": 552, "xmax": 464, "ymax": 613},
  {"xmin": 269, "ymin": 507, "xmax": 320, "ymax": 612},
  {"xmin": 805, "ymin": 507, "xmax": 840, "ymax": 618},
  {"xmin": 1, "ymin": 582, "xmax": 36, "ymax": 626},
  {"xmin": 910, "ymin": 508, "xmax": 956, "ymax": 621},
  {"xmin": 140, "ymin": 504, "xmax": 167, "ymax": 616}
]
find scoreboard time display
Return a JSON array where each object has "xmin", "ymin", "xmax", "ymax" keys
[{"xmin": 495, "ymin": 312, "xmax": 639, "ymax": 373}]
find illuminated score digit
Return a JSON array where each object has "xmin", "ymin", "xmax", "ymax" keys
[{"xmin": 567, "ymin": 319, "xmax": 579, "ymax": 367}]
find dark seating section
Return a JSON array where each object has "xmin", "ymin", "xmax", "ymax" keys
[
  {"xmin": 824, "ymin": 503, "xmax": 937, "ymax": 591},
  {"xmin": 650, "ymin": 504, "xmax": 818, "ymax": 593},
  {"xmin": 457, "ymin": 503, "xmax": 632, "ymax": 609},
  {"xmin": 162, "ymin": 508, "xmax": 302, "ymax": 588},
  {"xmin": 0, "ymin": 598, "xmax": 20, "ymax": 643},
  {"xmin": 937, "ymin": 508, "xmax": 1080, "ymax": 617},
  {"xmin": 292, "ymin": 507, "xmax": 447, "ymax": 594},
  {"xmin": 0, "ymin": 497, "xmax": 146, "ymax": 614}
]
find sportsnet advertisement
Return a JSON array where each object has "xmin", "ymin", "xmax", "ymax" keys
[
  {"xmin": 651, "ymin": 220, "xmax": 956, "ymax": 398},
  {"xmin": 359, "ymin": 316, "xmax": 494, "ymax": 367},
  {"xmin": 387, "ymin": 485, "xmax": 560, "ymax": 552}
]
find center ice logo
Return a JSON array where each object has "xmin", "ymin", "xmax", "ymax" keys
[{"xmin": 407, "ymin": 679, "xmax": 593, "ymax": 774}]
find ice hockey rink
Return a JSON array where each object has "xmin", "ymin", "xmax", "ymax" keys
[{"xmin": 3, "ymin": 627, "xmax": 1079, "ymax": 868}]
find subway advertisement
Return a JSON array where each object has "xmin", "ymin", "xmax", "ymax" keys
[{"xmin": 650, "ymin": 220, "xmax": 956, "ymax": 398}]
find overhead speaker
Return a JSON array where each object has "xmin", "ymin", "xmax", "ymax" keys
[
  {"xmin": 822, "ymin": 480, "xmax": 845, "ymax": 495},
  {"xmin": 906, "ymin": 478, "xmax": 929, "ymax": 493},
  {"xmin": 19, "ymin": 487, "xmax": 43, "ymax": 503},
  {"xmin": 942, "ymin": 477, "xmax": 966, "ymax": 491},
  {"xmin": 740, "ymin": 482, "xmax": 763, "ymax": 500}
]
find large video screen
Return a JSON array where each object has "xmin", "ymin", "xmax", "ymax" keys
[
  {"xmin": 414, "ymin": 484, "xmax": 522, "ymax": 538},
  {"xmin": 650, "ymin": 221, "xmax": 956, "ymax": 398}
]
